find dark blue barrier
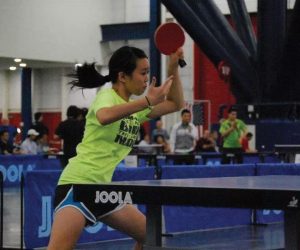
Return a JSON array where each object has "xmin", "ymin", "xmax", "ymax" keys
[
  {"xmin": 263, "ymin": 154, "xmax": 281, "ymax": 163},
  {"xmin": 243, "ymin": 155, "xmax": 261, "ymax": 164},
  {"xmin": 255, "ymin": 163, "xmax": 300, "ymax": 224},
  {"xmin": 112, "ymin": 166, "xmax": 155, "ymax": 181},
  {"xmin": 0, "ymin": 155, "xmax": 42, "ymax": 187},
  {"xmin": 161, "ymin": 164, "xmax": 255, "ymax": 179},
  {"xmin": 0, "ymin": 155, "xmax": 62, "ymax": 187},
  {"xmin": 36, "ymin": 155, "xmax": 62, "ymax": 171},
  {"xmin": 257, "ymin": 163, "xmax": 300, "ymax": 175},
  {"xmin": 161, "ymin": 165, "xmax": 255, "ymax": 233},
  {"xmin": 23, "ymin": 162, "xmax": 300, "ymax": 247},
  {"xmin": 135, "ymin": 152, "xmax": 281, "ymax": 167},
  {"xmin": 24, "ymin": 167, "xmax": 155, "ymax": 248},
  {"xmin": 24, "ymin": 170, "xmax": 60, "ymax": 248}
]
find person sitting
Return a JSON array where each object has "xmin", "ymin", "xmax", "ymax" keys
[
  {"xmin": 240, "ymin": 132, "xmax": 257, "ymax": 153},
  {"xmin": 137, "ymin": 134, "xmax": 154, "ymax": 154},
  {"xmin": 195, "ymin": 129, "xmax": 217, "ymax": 153},
  {"xmin": 0, "ymin": 130, "xmax": 16, "ymax": 155},
  {"xmin": 151, "ymin": 120, "xmax": 169, "ymax": 143},
  {"xmin": 20, "ymin": 129, "xmax": 39, "ymax": 154},
  {"xmin": 155, "ymin": 135, "xmax": 171, "ymax": 154}
]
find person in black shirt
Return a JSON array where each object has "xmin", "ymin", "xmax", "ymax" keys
[
  {"xmin": 55, "ymin": 105, "xmax": 83, "ymax": 167},
  {"xmin": 0, "ymin": 130, "xmax": 15, "ymax": 155},
  {"xmin": 31, "ymin": 112, "xmax": 49, "ymax": 138},
  {"xmin": 195, "ymin": 129, "xmax": 217, "ymax": 153}
]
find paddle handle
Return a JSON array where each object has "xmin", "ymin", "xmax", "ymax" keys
[{"xmin": 178, "ymin": 59, "xmax": 187, "ymax": 68}]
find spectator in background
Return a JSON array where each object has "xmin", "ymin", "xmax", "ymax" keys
[
  {"xmin": 195, "ymin": 129, "xmax": 216, "ymax": 153},
  {"xmin": 170, "ymin": 109, "xmax": 198, "ymax": 153},
  {"xmin": 137, "ymin": 134, "xmax": 154, "ymax": 153},
  {"xmin": 77, "ymin": 107, "xmax": 88, "ymax": 131},
  {"xmin": 219, "ymin": 107, "xmax": 247, "ymax": 164},
  {"xmin": 12, "ymin": 131, "xmax": 22, "ymax": 154},
  {"xmin": 211, "ymin": 130, "xmax": 220, "ymax": 152},
  {"xmin": 31, "ymin": 112, "xmax": 50, "ymax": 154},
  {"xmin": 0, "ymin": 130, "xmax": 15, "ymax": 154},
  {"xmin": 31, "ymin": 112, "xmax": 49, "ymax": 138},
  {"xmin": 20, "ymin": 129, "xmax": 39, "ymax": 154},
  {"xmin": 240, "ymin": 132, "xmax": 257, "ymax": 153},
  {"xmin": 77, "ymin": 108, "xmax": 88, "ymax": 140},
  {"xmin": 155, "ymin": 135, "xmax": 171, "ymax": 153},
  {"xmin": 151, "ymin": 119, "xmax": 169, "ymax": 143},
  {"xmin": 0, "ymin": 118, "xmax": 17, "ymax": 145},
  {"xmin": 136, "ymin": 124, "xmax": 146, "ymax": 144},
  {"xmin": 55, "ymin": 105, "xmax": 84, "ymax": 167}
]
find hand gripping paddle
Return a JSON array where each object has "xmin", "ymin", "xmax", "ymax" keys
[{"xmin": 154, "ymin": 22, "xmax": 187, "ymax": 68}]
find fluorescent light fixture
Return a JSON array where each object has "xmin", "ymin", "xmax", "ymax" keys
[
  {"xmin": 9, "ymin": 66, "xmax": 17, "ymax": 70},
  {"xmin": 14, "ymin": 58, "xmax": 22, "ymax": 63},
  {"xmin": 19, "ymin": 63, "xmax": 27, "ymax": 67}
]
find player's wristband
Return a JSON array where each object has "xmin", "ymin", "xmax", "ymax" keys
[{"xmin": 145, "ymin": 96, "xmax": 153, "ymax": 110}]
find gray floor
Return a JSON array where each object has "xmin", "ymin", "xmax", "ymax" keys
[
  {"xmin": 73, "ymin": 224, "xmax": 284, "ymax": 250},
  {"xmin": 2, "ymin": 188, "xmax": 284, "ymax": 250},
  {"xmin": 3, "ymin": 188, "xmax": 22, "ymax": 249}
]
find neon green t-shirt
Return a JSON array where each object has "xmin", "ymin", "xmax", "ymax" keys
[
  {"xmin": 219, "ymin": 119, "xmax": 246, "ymax": 148},
  {"xmin": 58, "ymin": 88, "xmax": 151, "ymax": 185}
]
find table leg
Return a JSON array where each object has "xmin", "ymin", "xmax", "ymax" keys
[
  {"xmin": 145, "ymin": 205, "xmax": 162, "ymax": 247},
  {"xmin": 284, "ymin": 210, "xmax": 300, "ymax": 250}
]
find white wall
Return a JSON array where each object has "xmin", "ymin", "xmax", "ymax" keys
[
  {"xmin": 214, "ymin": 0, "xmax": 257, "ymax": 14},
  {"xmin": 33, "ymin": 69, "xmax": 62, "ymax": 112},
  {"xmin": 1, "ymin": 0, "xmax": 99, "ymax": 63},
  {"xmin": 0, "ymin": 71, "xmax": 21, "ymax": 113},
  {"xmin": 0, "ymin": 0, "xmax": 150, "ymax": 64}
]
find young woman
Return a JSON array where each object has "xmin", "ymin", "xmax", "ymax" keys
[{"xmin": 47, "ymin": 46, "xmax": 185, "ymax": 250}]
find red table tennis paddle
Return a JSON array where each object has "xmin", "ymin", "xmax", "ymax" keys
[{"xmin": 154, "ymin": 22, "xmax": 187, "ymax": 68}]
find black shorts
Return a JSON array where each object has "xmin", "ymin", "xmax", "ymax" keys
[{"xmin": 54, "ymin": 185, "xmax": 125, "ymax": 226}]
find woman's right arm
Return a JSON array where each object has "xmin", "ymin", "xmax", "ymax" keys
[
  {"xmin": 96, "ymin": 76, "xmax": 173, "ymax": 125},
  {"xmin": 96, "ymin": 98, "xmax": 149, "ymax": 125}
]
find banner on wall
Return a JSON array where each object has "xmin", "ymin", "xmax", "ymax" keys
[
  {"xmin": 23, "ymin": 167, "xmax": 155, "ymax": 249},
  {"xmin": 0, "ymin": 155, "xmax": 62, "ymax": 187},
  {"xmin": 24, "ymin": 170, "xmax": 129, "ymax": 249}
]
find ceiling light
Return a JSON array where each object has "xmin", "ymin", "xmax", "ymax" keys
[
  {"xmin": 14, "ymin": 58, "xmax": 22, "ymax": 63},
  {"xmin": 19, "ymin": 63, "xmax": 27, "ymax": 67},
  {"xmin": 75, "ymin": 63, "xmax": 83, "ymax": 69},
  {"xmin": 9, "ymin": 66, "xmax": 17, "ymax": 70}
]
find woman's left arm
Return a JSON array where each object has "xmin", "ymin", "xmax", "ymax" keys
[{"xmin": 147, "ymin": 48, "xmax": 185, "ymax": 119}]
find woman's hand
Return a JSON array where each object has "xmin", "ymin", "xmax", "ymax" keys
[
  {"xmin": 169, "ymin": 47, "xmax": 184, "ymax": 70},
  {"xmin": 146, "ymin": 75, "xmax": 174, "ymax": 106}
]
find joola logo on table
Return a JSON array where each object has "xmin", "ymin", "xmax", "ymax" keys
[{"xmin": 95, "ymin": 191, "xmax": 133, "ymax": 204}]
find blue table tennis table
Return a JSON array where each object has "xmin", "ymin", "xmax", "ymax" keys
[{"xmin": 74, "ymin": 175, "xmax": 300, "ymax": 249}]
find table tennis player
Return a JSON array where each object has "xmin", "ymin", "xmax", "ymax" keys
[{"xmin": 47, "ymin": 46, "xmax": 185, "ymax": 250}]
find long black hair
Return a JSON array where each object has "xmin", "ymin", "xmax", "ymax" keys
[{"xmin": 69, "ymin": 46, "xmax": 148, "ymax": 89}]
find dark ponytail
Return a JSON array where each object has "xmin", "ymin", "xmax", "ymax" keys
[
  {"xmin": 69, "ymin": 63, "xmax": 110, "ymax": 89},
  {"xmin": 69, "ymin": 46, "xmax": 147, "ymax": 89}
]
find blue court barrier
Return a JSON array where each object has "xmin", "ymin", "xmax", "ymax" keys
[
  {"xmin": 0, "ymin": 155, "xmax": 61, "ymax": 187},
  {"xmin": 22, "ymin": 162, "xmax": 300, "ymax": 247},
  {"xmin": 112, "ymin": 166, "xmax": 155, "ymax": 181},
  {"xmin": 135, "ymin": 152, "xmax": 281, "ymax": 168},
  {"xmin": 161, "ymin": 165, "xmax": 255, "ymax": 233},
  {"xmin": 24, "ymin": 167, "xmax": 155, "ymax": 249},
  {"xmin": 255, "ymin": 163, "xmax": 300, "ymax": 224}
]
